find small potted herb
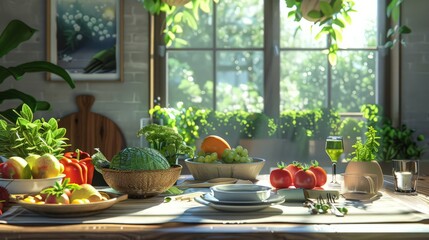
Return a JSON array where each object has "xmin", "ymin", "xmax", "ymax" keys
[
  {"xmin": 137, "ymin": 124, "xmax": 194, "ymax": 166},
  {"xmin": 344, "ymin": 126, "xmax": 384, "ymax": 192}
]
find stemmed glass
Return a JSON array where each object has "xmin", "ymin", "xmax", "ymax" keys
[{"xmin": 325, "ymin": 136, "xmax": 344, "ymax": 185}]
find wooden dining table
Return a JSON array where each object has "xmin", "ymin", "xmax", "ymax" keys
[{"xmin": 1, "ymin": 175, "xmax": 429, "ymax": 240}]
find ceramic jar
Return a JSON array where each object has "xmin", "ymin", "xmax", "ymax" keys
[{"xmin": 344, "ymin": 161, "xmax": 384, "ymax": 192}]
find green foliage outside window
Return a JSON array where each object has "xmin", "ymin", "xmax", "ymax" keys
[
  {"xmin": 148, "ymin": 104, "xmax": 426, "ymax": 162},
  {"xmin": 149, "ymin": 104, "xmax": 340, "ymax": 147}
]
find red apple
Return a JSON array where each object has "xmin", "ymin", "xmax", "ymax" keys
[
  {"xmin": 45, "ymin": 193, "xmax": 69, "ymax": 204},
  {"xmin": 1, "ymin": 157, "xmax": 32, "ymax": 179}
]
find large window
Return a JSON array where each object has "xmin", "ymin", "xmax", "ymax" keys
[{"xmin": 153, "ymin": 0, "xmax": 382, "ymax": 116}]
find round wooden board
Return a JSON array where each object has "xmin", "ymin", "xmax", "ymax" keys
[{"xmin": 58, "ymin": 95, "xmax": 126, "ymax": 161}]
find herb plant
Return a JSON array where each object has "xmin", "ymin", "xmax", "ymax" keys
[
  {"xmin": 348, "ymin": 126, "xmax": 380, "ymax": 162},
  {"xmin": 137, "ymin": 124, "xmax": 194, "ymax": 166},
  {"xmin": 0, "ymin": 104, "xmax": 69, "ymax": 159}
]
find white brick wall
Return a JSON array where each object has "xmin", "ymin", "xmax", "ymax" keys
[
  {"xmin": 402, "ymin": 0, "xmax": 429, "ymax": 159},
  {"xmin": 0, "ymin": 0, "xmax": 150, "ymax": 150}
]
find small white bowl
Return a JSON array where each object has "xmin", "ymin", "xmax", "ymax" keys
[
  {"xmin": 185, "ymin": 157, "xmax": 265, "ymax": 181},
  {"xmin": 0, "ymin": 174, "xmax": 65, "ymax": 194},
  {"xmin": 210, "ymin": 184, "xmax": 272, "ymax": 202}
]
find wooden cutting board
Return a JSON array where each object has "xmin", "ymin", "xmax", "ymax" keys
[{"xmin": 58, "ymin": 95, "xmax": 126, "ymax": 161}]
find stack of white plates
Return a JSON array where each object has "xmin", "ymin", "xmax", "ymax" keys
[{"xmin": 194, "ymin": 184, "xmax": 285, "ymax": 212}]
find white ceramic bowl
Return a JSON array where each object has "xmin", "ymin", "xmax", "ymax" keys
[
  {"xmin": 0, "ymin": 174, "xmax": 65, "ymax": 194},
  {"xmin": 210, "ymin": 184, "xmax": 272, "ymax": 202},
  {"xmin": 184, "ymin": 157, "xmax": 265, "ymax": 181}
]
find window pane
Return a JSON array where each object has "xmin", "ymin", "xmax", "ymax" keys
[
  {"xmin": 280, "ymin": 51, "xmax": 327, "ymax": 111},
  {"xmin": 167, "ymin": 51, "xmax": 213, "ymax": 108},
  {"xmin": 216, "ymin": 51, "xmax": 264, "ymax": 112},
  {"xmin": 339, "ymin": 0, "xmax": 378, "ymax": 48},
  {"xmin": 280, "ymin": 0, "xmax": 326, "ymax": 48},
  {"xmin": 216, "ymin": 0, "xmax": 263, "ymax": 48},
  {"xmin": 331, "ymin": 51, "xmax": 377, "ymax": 112}
]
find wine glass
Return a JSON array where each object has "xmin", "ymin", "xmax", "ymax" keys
[{"xmin": 325, "ymin": 136, "xmax": 344, "ymax": 185}]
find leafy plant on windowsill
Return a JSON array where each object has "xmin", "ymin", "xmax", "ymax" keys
[
  {"xmin": 285, "ymin": 0, "xmax": 356, "ymax": 65},
  {"xmin": 361, "ymin": 104, "xmax": 425, "ymax": 162},
  {"xmin": 0, "ymin": 19, "xmax": 75, "ymax": 123},
  {"xmin": 149, "ymin": 105, "xmax": 341, "ymax": 148},
  {"xmin": 139, "ymin": 0, "xmax": 215, "ymax": 46}
]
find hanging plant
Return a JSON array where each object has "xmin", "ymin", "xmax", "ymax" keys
[
  {"xmin": 162, "ymin": 0, "xmax": 191, "ymax": 6},
  {"xmin": 384, "ymin": 0, "xmax": 411, "ymax": 48},
  {"xmin": 139, "ymin": 0, "xmax": 215, "ymax": 46},
  {"xmin": 285, "ymin": 0, "xmax": 355, "ymax": 66}
]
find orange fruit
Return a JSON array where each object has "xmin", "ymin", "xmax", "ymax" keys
[{"xmin": 200, "ymin": 135, "xmax": 231, "ymax": 159}]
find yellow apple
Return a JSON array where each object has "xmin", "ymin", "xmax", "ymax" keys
[
  {"xmin": 70, "ymin": 184, "xmax": 103, "ymax": 202},
  {"xmin": 25, "ymin": 154, "xmax": 41, "ymax": 170},
  {"xmin": 31, "ymin": 154, "xmax": 61, "ymax": 179}
]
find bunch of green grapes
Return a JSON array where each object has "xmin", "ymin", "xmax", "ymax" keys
[
  {"xmin": 222, "ymin": 145, "xmax": 253, "ymax": 163},
  {"xmin": 194, "ymin": 151, "xmax": 219, "ymax": 163}
]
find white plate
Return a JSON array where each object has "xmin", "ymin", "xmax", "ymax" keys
[
  {"xmin": 195, "ymin": 195, "xmax": 285, "ymax": 212},
  {"xmin": 201, "ymin": 192, "xmax": 285, "ymax": 205}
]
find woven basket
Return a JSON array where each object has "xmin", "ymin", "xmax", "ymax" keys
[
  {"xmin": 162, "ymin": 0, "xmax": 191, "ymax": 6},
  {"xmin": 102, "ymin": 165, "xmax": 182, "ymax": 198}
]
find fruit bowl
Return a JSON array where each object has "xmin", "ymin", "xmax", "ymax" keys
[
  {"xmin": 101, "ymin": 165, "xmax": 182, "ymax": 198},
  {"xmin": 0, "ymin": 174, "xmax": 65, "ymax": 194},
  {"xmin": 185, "ymin": 158, "xmax": 265, "ymax": 181}
]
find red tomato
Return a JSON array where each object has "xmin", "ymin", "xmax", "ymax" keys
[
  {"xmin": 310, "ymin": 166, "xmax": 327, "ymax": 187},
  {"xmin": 309, "ymin": 160, "xmax": 327, "ymax": 187},
  {"xmin": 285, "ymin": 161, "xmax": 302, "ymax": 185},
  {"xmin": 270, "ymin": 168, "xmax": 293, "ymax": 189},
  {"xmin": 294, "ymin": 169, "xmax": 317, "ymax": 189}
]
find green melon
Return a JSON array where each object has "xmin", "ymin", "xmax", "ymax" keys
[{"xmin": 110, "ymin": 147, "xmax": 170, "ymax": 170}]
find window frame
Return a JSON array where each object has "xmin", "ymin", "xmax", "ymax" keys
[{"xmin": 150, "ymin": 0, "xmax": 387, "ymax": 118}]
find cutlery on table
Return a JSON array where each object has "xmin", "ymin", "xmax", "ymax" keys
[{"xmin": 326, "ymin": 193, "xmax": 344, "ymax": 217}]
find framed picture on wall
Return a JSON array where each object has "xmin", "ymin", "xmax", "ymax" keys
[{"xmin": 47, "ymin": 0, "xmax": 124, "ymax": 82}]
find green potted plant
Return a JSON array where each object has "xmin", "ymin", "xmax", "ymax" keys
[
  {"xmin": 360, "ymin": 104, "xmax": 425, "ymax": 162},
  {"xmin": 344, "ymin": 126, "xmax": 384, "ymax": 192},
  {"xmin": 137, "ymin": 124, "xmax": 194, "ymax": 166},
  {"xmin": 378, "ymin": 122, "xmax": 425, "ymax": 162},
  {"xmin": 0, "ymin": 19, "xmax": 75, "ymax": 123}
]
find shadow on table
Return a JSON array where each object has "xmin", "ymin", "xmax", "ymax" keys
[{"xmin": 175, "ymin": 206, "xmax": 284, "ymax": 223}]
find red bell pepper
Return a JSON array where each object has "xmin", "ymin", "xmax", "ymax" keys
[{"xmin": 60, "ymin": 150, "xmax": 94, "ymax": 184}]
